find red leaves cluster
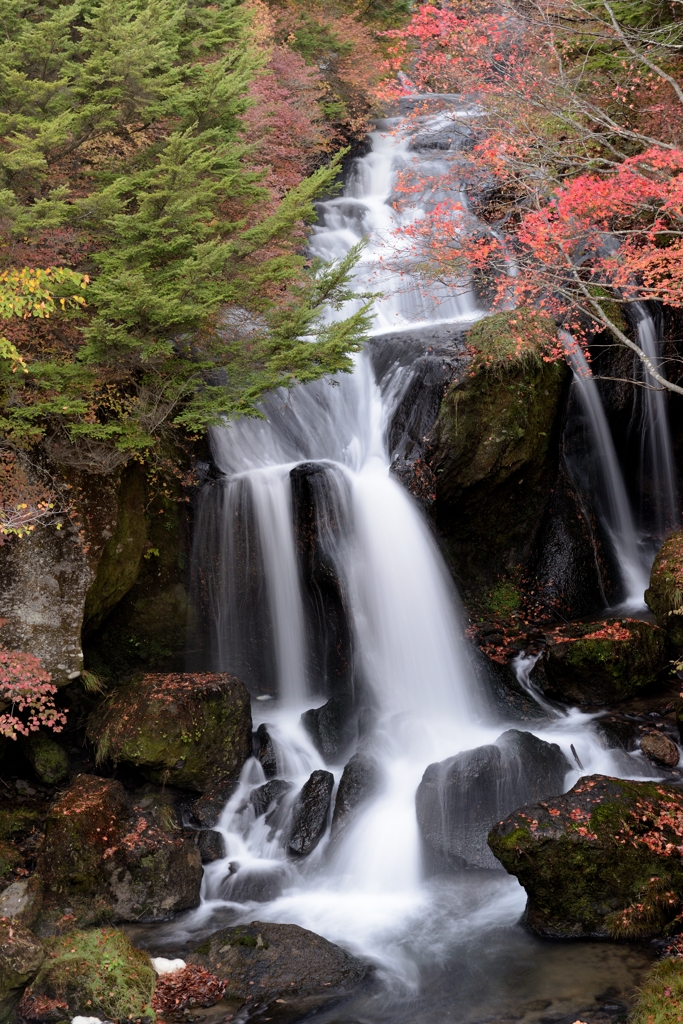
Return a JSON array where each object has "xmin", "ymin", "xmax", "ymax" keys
[
  {"xmin": 0, "ymin": 648, "xmax": 66, "ymax": 740},
  {"xmin": 152, "ymin": 965, "xmax": 227, "ymax": 1014}
]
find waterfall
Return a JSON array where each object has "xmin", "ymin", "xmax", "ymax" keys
[
  {"xmin": 183, "ymin": 101, "xmax": 660, "ymax": 995},
  {"xmin": 560, "ymin": 331, "xmax": 651, "ymax": 608},
  {"xmin": 632, "ymin": 305, "xmax": 679, "ymax": 539}
]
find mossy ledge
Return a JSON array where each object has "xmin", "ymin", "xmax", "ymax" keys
[{"xmin": 488, "ymin": 775, "xmax": 683, "ymax": 939}]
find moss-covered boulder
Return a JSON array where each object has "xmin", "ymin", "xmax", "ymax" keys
[
  {"xmin": 535, "ymin": 618, "xmax": 667, "ymax": 703},
  {"xmin": 37, "ymin": 775, "xmax": 201, "ymax": 928},
  {"xmin": 18, "ymin": 928, "xmax": 155, "ymax": 1022},
  {"xmin": 20, "ymin": 733, "xmax": 69, "ymax": 786},
  {"xmin": 87, "ymin": 671, "xmax": 252, "ymax": 793},
  {"xmin": 0, "ymin": 920, "xmax": 44, "ymax": 1024},
  {"xmin": 187, "ymin": 921, "xmax": 372, "ymax": 1010},
  {"xmin": 646, "ymin": 532, "xmax": 683, "ymax": 646},
  {"xmin": 488, "ymin": 774, "xmax": 683, "ymax": 939},
  {"xmin": 430, "ymin": 311, "xmax": 568, "ymax": 599},
  {"xmin": 630, "ymin": 956, "xmax": 683, "ymax": 1024}
]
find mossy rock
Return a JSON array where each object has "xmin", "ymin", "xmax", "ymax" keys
[
  {"xmin": 21, "ymin": 733, "xmax": 69, "ymax": 786},
  {"xmin": 37, "ymin": 775, "xmax": 201, "ymax": 929},
  {"xmin": 0, "ymin": 840, "xmax": 22, "ymax": 881},
  {"xmin": 646, "ymin": 532, "xmax": 683, "ymax": 646},
  {"xmin": 0, "ymin": 919, "xmax": 44, "ymax": 1024},
  {"xmin": 538, "ymin": 618, "xmax": 667, "ymax": 703},
  {"xmin": 18, "ymin": 928, "xmax": 155, "ymax": 1023},
  {"xmin": 0, "ymin": 807, "xmax": 43, "ymax": 843},
  {"xmin": 431, "ymin": 319, "xmax": 568, "ymax": 596},
  {"xmin": 87, "ymin": 672, "xmax": 252, "ymax": 793},
  {"xmin": 630, "ymin": 957, "xmax": 683, "ymax": 1024},
  {"xmin": 488, "ymin": 774, "xmax": 683, "ymax": 938}
]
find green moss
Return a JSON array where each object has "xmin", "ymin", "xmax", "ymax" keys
[
  {"xmin": 467, "ymin": 309, "xmax": 557, "ymax": 369},
  {"xmin": 631, "ymin": 957, "xmax": 683, "ymax": 1024},
  {"xmin": 0, "ymin": 807, "xmax": 41, "ymax": 842},
  {"xmin": 22, "ymin": 733, "xmax": 69, "ymax": 785},
  {"xmin": 486, "ymin": 581, "xmax": 522, "ymax": 617},
  {"xmin": 22, "ymin": 929, "xmax": 156, "ymax": 1022},
  {"xmin": 0, "ymin": 840, "xmax": 22, "ymax": 879},
  {"xmin": 646, "ymin": 532, "xmax": 683, "ymax": 646}
]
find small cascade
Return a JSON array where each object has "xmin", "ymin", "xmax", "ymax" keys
[
  {"xmin": 560, "ymin": 331, "xmax": 651, "ymax": 608},
  {"xmin": 632, "ymin": 305, "xmax": 679, "ymax": 540}
]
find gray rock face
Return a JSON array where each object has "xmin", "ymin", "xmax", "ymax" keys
[
  {"xmin": 301, "ymin": 696, "xmax": 356, "ymax": 763},
  {"xmin": 0, "ymin": 919, "xmax": 44, "ymax": 1024},
  {"xmin": 416, "ymin": 729, "xmax": 571, "ymax": 869},
  {"xmin": 288, "ymin": 770, "xmax": 334, "ymax": 856},
  {"xmin": 331, "ymin": 753, "xmax": 381, "ymax": 840},
  {"xmin": 187, "ymin": 920, "xmax": 372, "ymax": 1014}
]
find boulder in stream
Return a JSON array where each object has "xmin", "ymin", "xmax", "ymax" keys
[
  {"xmin": 87, "ymin": 671, "xmax": 252, "ymax": 792},
  {"xmin": 533, "ymin": 619, "xmax": 667, "ymax": 704},
  {"xmin": 197, "ymin": 829, "xmax": 226, "ymax": 863},
  {"xmin": 251, "ymin": 779, "xmax": 294, "ymax": 819},
  {"xmin": 416, "ymin": 729, "xmax": 571, "ymax": 869},
  {"xmin": 301, "ymin": 695, "xmax": 356, "ymax": 763},
  {"xmin": 187, "ymin": 921, "xmax": 372, "ymax": 1016},
  {"xmin": 287, "ymin": 770, "xmax": 334, "ymax": 856},
  {"xmin": 254, "ymin": 723, "xmax": 278, "ymax": 778},
  {"xmin": 330, "ymin": 753, "xmax": 382, "ymax": 840},
  {"xmin": 37, "ymin": 775, "xmax": 202, "ymax": 928},
  {"xmin": 488, "ymin": 774, "xmax": 683, "ymax": 938},
  {"xmin": 640, "ymin": 731, "xmax": 680, "ymax": 768}
]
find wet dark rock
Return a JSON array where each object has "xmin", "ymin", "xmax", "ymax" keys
[
  {"xmin": 198, "ymin": 830, "xmax": 225, "ymax": 863},
  {"xmin": 595, "ymin": 717, "xmax": 639, "ymax": 751},
  {"xmin": 331, "ymin": 753, "xmax": 381, "ymax": 840},
  {"xmin": 640, "ymin": 732, "xmax": 680, "ymax": 768},
  {"xmin": 291, "ymin": 463, "xmax": 354, "ymax": 698},
  {"xmin": 481, "ymin": 655, "xmax": 547, "ymax": 721},
  {"xmin": 416, "ymin": 729, "xmax": 571, "ymax": 870},
  {"xmin": 535, "ymin": 620, "xmax": 667, "ymax": 704},
  {"xmin": 0, "ymin": 919, "xmax": 44, "ymax": 1024},
  {"xmin": 189, "ymin": 787, "xmax": 233, "ymax": 829},
  {"xmin": 20, "ymin": 733, "xmax": 69, "ymax": 786},
  {"xmin": 301, "ymin": 695, "xmax": 357, "ymax": 763},
  {"xmin": 250, "ymin": 779, "xmax": 294, "ymax": 819},
  {"xmin": 220, "ymin": 864, "xmax": 290, "ymax": 903},
  {"xmin": 254, "ymin": 723, "xmax": 278, "ymax": 779},
  {"xmin": 36, "ymin": 775, "xmax": 202, "ymax": 929},
  {"xmin": 288, "ymin": 770, "xmax": 334, "ymax": 856},
  {"xmin": 87, "ymin": 671, "xmax": 252, "ymax": 792},
  {"xmin": 187, "ymin": 920, "xmax": 373, "ymax": 1013},
  {"xmin": 488, "ymin": 775, "xmax": 683, "ymax": 939}
]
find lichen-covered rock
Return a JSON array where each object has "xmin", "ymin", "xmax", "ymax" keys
[
  {"xmin": 488, "ymin": 774, "xmax": 683, "ymax": 939},
  {"xmin": 20, "ymin": 733, "xmax": 69, "ymax": 786},
  {"xmin": 18, "ymin": 928, "xmax": 155, "ymax": 1023},
  {"xmin": 37, "ymin": 775, "xmax": 201, "ymax": 928},
  {"xmin": 646, "ymin": 532, "xmax": 683, "ymax": 645},
  {"xmin": 535, "ymin": 619, "xmax": 667, "ymax": 704},
  {"xmin": 417, "ymin": 729, "xmax": 570, "ymax": 870},
  {"xmin": 330, "ymin": 753, "xmax": 381, "ymax": 840},
  {"xmin": 0, "ymin": 919, "xmax": 44, "ymax": 1024},
  {"xmin": 187, "ymin": 921, "xmax": 372, "ymax": 1010},
  {"xmin": 288, "ymin": 771, "xmax": 334, "ymax": 856},
  {"xmin": 87, "ymin": 671, "xmax": 252, "ymax": 793},
  {"xmin": 641, "ymin": 731, "xmax": 680, "ymax": 768}
]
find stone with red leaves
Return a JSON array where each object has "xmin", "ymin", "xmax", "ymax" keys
[
  {"xmin": 86, "ymin": 672, "xmax": 252, "ymax": 793},
  {"xmin": 36, "ymin": 775, "xmax": 201, "ymax": 930},
  {"xmin": 489, "ymin": 774, "xmax": 683, "ymax": 939},
  {"xmin": 151, "ymin": 964, "xmax": 226, "ymax": 1012},
  {"xmin": 0, "ymin": 919, "xmax": 44, "ymax": 1024}
]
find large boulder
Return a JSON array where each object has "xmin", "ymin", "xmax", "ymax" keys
[
  {"xmin": 330, "ymin": 753, "xmax": 381, "ymax": 841},
  {"xmin": 534, "ymin": 619, "xmax": 667, "ymax": 704},
  {"xmin": 288, "ymin": 770, "xmax": 334, "ymax": 856},
  {"xmin": 187, "ymin": 921, "xmax": 372, "ymax": 1014},
  {"xmin": 301, "ymin": 696, "xmax": 356, "ymax": 764},
  {"xmin": 87, "ymin": 671, "xmax": 252, "ymax": 792},
  {"xmin": 0, "ymin": 920, "xmax": 44, "ymax": 1024},
  {"xmin": 18, "ymin": 928, "xmax": 155, "ymax": 1023},
  {"xmin": 36, "ymin": 775, "xmax": 202, "ymax": 928},
  {"xmin": 488, "ymin": 774, "xmax": 683, "ymax": 939},
  {"xmin": 646, "ymin": 532, "xmax": 683, "ymax": 646},
  {"xmin": 416, "ymin": 729, "xmax": 571, "ymax": 869}
]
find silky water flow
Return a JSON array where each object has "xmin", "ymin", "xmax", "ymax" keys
[{"xmin": 180, "ymin": 102, "xmax": 668, "ymax": 1021}]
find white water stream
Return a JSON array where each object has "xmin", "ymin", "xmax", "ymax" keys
[{"xmin": 181, "ymin": 102, "xmax": 666, "ymax": 999}]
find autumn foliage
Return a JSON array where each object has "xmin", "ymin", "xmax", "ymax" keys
[{"xmin": 0, "ymin": 648, "xmax": 65, "ymax": 740}]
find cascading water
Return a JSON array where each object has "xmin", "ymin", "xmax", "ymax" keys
[{"xmin": 182, "ymin": 101, "xmax": 662, "ymax": 1018}]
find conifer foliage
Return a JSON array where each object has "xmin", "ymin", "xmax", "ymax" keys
[{"xmin": 0, "ymin": 0, "xmax": 372, "ymax": 470}]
